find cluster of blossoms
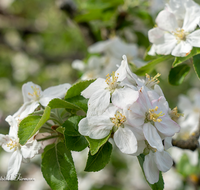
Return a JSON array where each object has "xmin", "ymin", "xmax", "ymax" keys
[
  {"xmin": 78, "ymin": 55, "xmax": 181, "ymax": 184},
  {"xmin": 72, "ymin": 36, "xmax": 146, "ymax": 80},
  {"xmin": 0, "ymin": 82, "xmax": 71, "ymax": 180},
  {"xmin": 148, "ymin": 0, "xmax": 200, "ymax": 57}
]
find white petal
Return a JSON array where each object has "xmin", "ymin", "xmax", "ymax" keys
[
  {"xmin": 171, "ymin": 41, "xmax": 192, "ymax": 57},
  {"xmin": 143, "ymin": 123, "xmax": 164, "ymax": 152},
  {"xmin": 43, "ymin": 83, "xmax": 71, "ymax": 99},
  {"xmin": 183, "ymin": 6, "xmax": 200, "ymax": 32},
  {"xmin": 112, "ymin": 88, "xmax": 139, "ymax": 109},
  {"xmin": 155, "ymin": 33, "xmax": 177, "ymax": 55},
  {"xmin": 148, "ymin": 28, "xmax": 164, "ymax": 44},
  {"xmin": 114, "ymin": 127, "xmax": 137, "ymax": 154},
  {"xmin": 6, "ymin": 150, "xmax": 22, "ymax": 180},
  {"xmin": 148, "ymin": 44, "xmax": 156, "ymax": 56},
  {"xmin": 0, "ymin": 134, "xmax": 10, "ymax": 146},
  {"xmin": 164, "ymin": 137, "xmax": 172, "ymax": 150},
  {"xmin": 5, "ymin": 116, "xmax": 18, "ymax": 138},
  {"xmin": 39, "ymin": 96, "xmax": 55, "ymax": 107},
  {"xmin": 155, "ymin": 151, "xmax": 173, "ymax": 172},
  {"xmin": 78, "ymin": 116, "xmax": 113, "ymax": 139},
  {"xmin": 87, "ymin": 89, "xmax": 110, "ymax": 116},
  {"xmin": 81, "ymin": 78, "xmax": 107, "ymax": 99},
  {"xmin": 21, "ymin": 140, "xmax": 41, "ymax": 158},
  {"xmin": 143, "ymin": 152, "xmax": 159, "ymax": 184},
  {"xmin": 156, "ymin": 10, "xmax": 178, "ymax": 32},
  {"xmin": 131, "ymin": 140, "xmax": 146, "ymax": 156},
  {"xmin": 22, "ymin": 82, "xmax": 42, "ymax": 103},
  {"xmin": 187, "ymin": 30, "xmax": 200, "ymax": 48},
  {"xmin": 155, "ymin": 116, "xmax": 180, "ymax": 136}
]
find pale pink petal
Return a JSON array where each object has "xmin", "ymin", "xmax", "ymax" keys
[
  {"xmin": 81, "ymin": 78, "xmax": 107, "ymax": 99},
  {"xmin": 131, "ymin": 140, "xmax": 146, "ymax": 156},
  {"xmin": 6, "ymin": 150, "xmax": 22, "ymax": 180},
  {"xmin": 143, "ymin": 151, "xmax": 159, "ymax": 184},
  {"xmin": 114, "ymin": 127, "xmax": 137, "ymax": 154},
  {"xmin": 155, "ymin": 151, "xmax": 173, "ymax": 172},
  {"xmin": 143, "ymin": 123, "xmax": 164, "ymax": 152},
  {"xmin": 155, "ymin": 116, "xmax": 180, "ymax": 136}
]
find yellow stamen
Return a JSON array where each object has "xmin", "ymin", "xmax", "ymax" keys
[
  {"xmin": 6, "ymin": 139, "xmax": 19, "ymax": 151},
  {"xmin": 145, "ymin": 73, "xmax": 161, "ymax": 87},
  {"xmin": 105, "ymin": 71, "xmax": 118, "ymax": 91},
  {"xmin": 173, "ymin": 29, "xmax": 187, "ymax": 41},
  {"xmin": 149, "ymin": 106, "xmax": 164, "ymax": 123},
  {"xmin": 111, "ymin": 111, "xmax": 126, "ymax": 128},
  {"xmin": 28, "ymin": 86, "xmax": 41, "ymax": 100}
]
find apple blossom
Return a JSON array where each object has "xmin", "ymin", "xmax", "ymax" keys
[
  {"xmin": 127, "ymin": 87, "xmax": 180, "ymax": 152},
  {"xmin": 148, "ymin": 6, "xmax": 200, "ymax": 57},
  {"xmin": 81, "ymin": 55, "xmax": 139, "ymax": 116},
  {"xmin": 0, "ymin": 115, "xmax": 41, "ymax": 180},
  {"xmin": 79, "ymin": 105, "xmax": 144, "ymax": 154},
  {"xmin": 13, "ymin": 82, "xmax": 71, "ymax": 120}
]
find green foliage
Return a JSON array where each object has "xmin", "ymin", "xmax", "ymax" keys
[
  {"xmin": 48, "ymin": 98, "xmax": 80, "ymax": 110},
  {"xmin": 137, "ymin": 154, "xmax": 164, "ymax": 190},
  {"xmin": 173, "ymin": 47, "xmax": 200, "ymax": 67},
  {"xmin": 135, "ymin": 55, "xmax": 173, "ymax": 75},
  {"xmin": 85, "ymin": 133, "xmax": 111, "ymax": 155},
  {"xmin": 85, "ymin": 141, "xmax": 112, "ymax": 172},
  {"xmin": 193, "ymin": 54, "xmax": 200, "ymax": 79},
  {"xmin": 18, "ymin": 106, "xmax": 51, "ymax": 145},
  {"xmin": 41, "ymin": 142, "xmax": 78, "ymax": 190},
  {"xmin": 177, "ymin": 154, "xmax": 200, "ymax": 177},
  {"xmin": 63, "ymin": 116, "xmax": 88, "ymax": 151},
  {"xmin": 168, "ymin": 64, "xmax": 190, "ymax": 85},
  {"xmin": 65, "ymin": 79, "xmax": 95, "ymax": 99}
]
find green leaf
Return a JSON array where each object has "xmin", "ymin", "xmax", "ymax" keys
[
  {"xmin": 85, "ymin": 133, "xmax": 111, "ymax": 155},
  {"xmin": 48, "ymin": 98, "xmax": 80, "ymax": 110},
  {"xmin": 41, "ymin": 142, "xmax": 78, "ymax": 190},
  {"xmin": 65, "ymin": 136, "xmax": 88, "ymax": 152},
  {"xmin": 84, "ymin": 141, "xmax": 112, "ymax": 172},
  {"xmin": 63, "ymin": 116, "xmax": 88, "ymax": 151},
  {"xmin": 135, "ymin": 55, "xmax": 173, "ymax": 76},
  {"xmin": 143, "ymin": 46, "xmax": 159, "ymax": 61},
  {"xmin": 137, "ymin": 154, "xmax": 164, "ymax": 190},
  {"xmin": 193, "ymin": 54, "xmax": 200, "ymax": 79},
  {"xmin": 66, "ymin": 95, "xmax": 88, "ymax": 112},
  {"xmin": 173, "ymin": 47, "xmax": 200, "ymax": 67},
  {"xmin": 168, "ymin": 64, "xmax": 190, "ymax": 85},
  {"xmin": 18, "ymin": 106, "xmax": 51, "ymax": 145},
  {"xmin": 65, "ymin": 80, "xmax": 95, "ymax": 99},
  {"xmin": 63, "ymin": 116, "xmax": 84, "ymax": 136}
]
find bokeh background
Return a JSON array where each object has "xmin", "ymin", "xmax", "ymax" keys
[{"xmin": 0, "ymin": 0, "xmax": 200, "ymax": 189}]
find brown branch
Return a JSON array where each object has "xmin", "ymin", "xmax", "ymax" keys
[{"xmin": 172, "ymin": 121, "xmax": 200, "ymax": 151}]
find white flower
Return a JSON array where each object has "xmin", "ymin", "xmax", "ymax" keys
[
  {"xmin": 81, "ymin": 56, "xmax": 139, "ymax": 116},
  {"xmin": 13, "ymin": 82, "xmax": 71, "ymax": 120},
  {"xmin": 148, "ymin": 7, "xmax": 200, "ymax": 57},
  {"xmin": 143, "ymin": 150, "xmax": 173, "ymax": 184},
  {"xmin": 89, "ymin": 37, "xmax": 146, "ymax": 68},
  {"xmin": 127, "ymin": 87, "xmax": 180, "ymax": 152},
  {"xmin": 0, "ymin": 116, "xmax": 41, "ymax": 180},
  {"xmin": 79, "ymin": 105, "xmax": 144, "ymax": 154}
]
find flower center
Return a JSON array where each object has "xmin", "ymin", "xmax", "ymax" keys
[
  {"xmin": 28, "ymin": 86, "xmax": 41, "ymax": 101},
  {"xmin": 145, "ymin": 73, "xmax": 160, "ymax": 88},
  {"xmin": 111, "ymin": 111, "xmax": 126, "ymax": 128},
  {"xmin": 173, "ymin": 29, "xmax": 187, "ymax": 42},
  {"xmin": 105, "ymin": 71, "xmax": 119, "ymax": 91},
  {"xmin": 170, "ymin": 106, "xmax": 184, "ymax": 121},
  {"xmin": 148, "ymin": 106, "xmax": 164, "ymax": 123},
  {"xmin": 7, "ymin": 138, "xmax": 20, "ymax": 151}
]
